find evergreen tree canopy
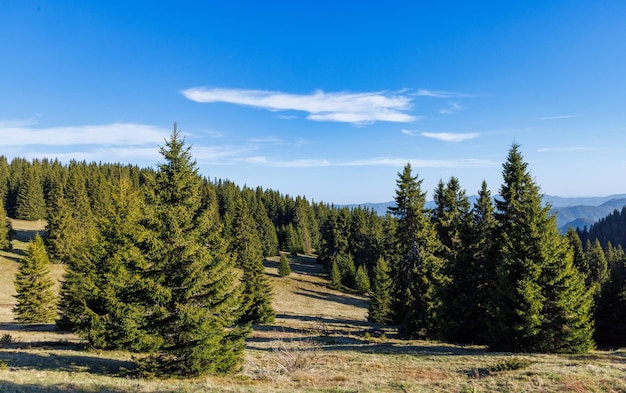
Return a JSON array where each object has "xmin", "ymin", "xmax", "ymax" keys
[
  {"xmin": 389, "ymin": 163, "xmax": 445, "ymax": 338},
  {"xmin": 278, "ymin": 253, "xmax": 291, "ymax": 277},
  {"xmin": 142, "ymin": 125, "xmax": 248, "ymax": 376},
  {"xmin": 232, "ymin": 197, "xmax": 275, "ymax": 324},
  {"xmin": 14, "ymin": 233, "xmax": 57, "ymax": 323},
  {"xmin": 489, "ymin": 144, "xmax": 594, "ymax": 353},
  {"xmin": 0, "ymin": 202, "xmax": 11, "ymax": 250},
  {"xmin": 368, "ymin": 256, "xmax": 393, "ymax": 324}
]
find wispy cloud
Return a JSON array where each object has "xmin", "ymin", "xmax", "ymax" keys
[
  {"xmin": 342, "ymin": 157, "xmax": 496, "ymax": 168},
  {"xmin": 416, "ymin": 89, "xmax": 472, "ymax": 98},
  {"xmin": 538, "ymin": 146, "xmax": 597, "ymax": 153},
  {"xmin": 401, "ymin": 129, "xmax": 419, "ymax": 136},
  {"xmin": 421, "ymin": 132, "xmax": 480, "ymax": 142},
  {"xmin": 181, "ymin": 87, "xmax": 418, "ymax": 125},
  {"xmin": 439, "ymin": 102, "xmax": 463, "ymax": 114},
  {"xmin": 0, "ymin": 122, "xmax": 170, "ymax": 146},
  {"xmin": 201, "ymin": 155, "xmax": 497, "ymax": 169},
  {"xmin": 540, "ymin": 115, "xmax": 580, "ymax": 120}
]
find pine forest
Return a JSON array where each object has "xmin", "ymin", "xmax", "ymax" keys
[{"xmin": 1, "ymin": 126, "xmax": 626, "ymax": 378}]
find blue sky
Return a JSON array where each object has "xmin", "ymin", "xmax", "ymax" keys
[{"xmin": 2, "ymin": 1, "xmax": 626, "ymax": 204}]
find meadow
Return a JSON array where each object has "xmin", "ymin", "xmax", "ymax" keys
[{"xmin": 0, "ymin": 220, "xmax": 625, "ymax": 392}]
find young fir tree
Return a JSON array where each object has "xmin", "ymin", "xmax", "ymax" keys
[
  {"xmin": 368, "ymin": 256, "xmax": 393, "ymax": 323},
  {"xmin": 388, "ymin": 163, "xmax": 445, "ymax": 338},
  {"xmin": 329, "ymin": 259, "xmax": 342, "ymax": 290},
  {"xmin": 141, "ymin": 125, "xmax": 248, "ymax": 376},
  {"xmin": 232, "ymin": 197, "xmax": 275, "ymax": 324},
  {"xmin": 13, "ymin": 233, "xmax": 57, "ymax": 323},
  {"xmin": 0, "ymin": 202, "xmax": 11, "ymax": 250},
  {"xmin": 354, "ymin": 265, "xmax": 371, "ymax": 294},
  {"xmin": 489, "ymin": 144, "xmax": 594, "ymax": 353},
  {"xmin": 278, "ymin": 253, "xmax": 291, "ymax": 277}
]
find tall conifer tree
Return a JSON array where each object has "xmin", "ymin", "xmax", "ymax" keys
[
  {"xmin": 142, "ymin": 125, "xmax": 248, "ymax": 376},
  {"xmin": 489, "ymin": 144, "xmax": 594, "ymax": 353},
  {"xmin": 388, "ymin": 163, "xmax": 445, "ymax": 338},
  {"xmin": 232, "ymin": 197, "xmax": 275, "ymax": 324},
  {"xmin": 14, "ymin": 233, "xmax": 57, "ymax": 323},
  {"xmin": 432, "ymin": 177, "xmax": 475, "ymax": 342}
]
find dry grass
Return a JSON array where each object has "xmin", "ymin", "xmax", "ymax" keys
[{"xmin": 1, "ymin": 221, "xmax": 626, "ymax": 392}]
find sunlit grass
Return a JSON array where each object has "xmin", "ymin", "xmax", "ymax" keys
[{"xmin": 1, "ymin": 220, "xmax": 625, "ymax": 392}]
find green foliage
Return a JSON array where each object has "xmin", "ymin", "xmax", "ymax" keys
[
  {"xmin": 488, "ymin": 144, "xmax": 594, "ymax": 353},
  {"xmin": 594, "ymin": 256, "xmax": 626, "ymax": 347},
  {"xmin": 233, "ymin": 197, "xmax": 275, "ymax": 324},
  {"xmin": 58, "ymin": 175, "xmax": 161, "ymax": 351},
  {"xmin": 489, "ymin": 357, "xmax": 532, "ymax": 372},
  {"xmin": 335, "ymin": 253, "xmax": 356, "ymax": 288},
  {"xmin": 141, "ymin": 125, "xmax": 249, "ymax": 376},
  {"xmin": 586, "ymin": 239, "xmax": 608, "ymax": 288},
  {"xmin": 13, "ymin": 233, "xmax": 57, "ymax": 323},
  {"xmin": 389, "ymin": 163, "xmax": 445, "ymax": 339},
  {"xmin": 432, "ymin": 177, "xmax": 477, "ymax": 343},
  {"xmin": 0, "ymin": 202, "xmax": 11, "ymax": 250},
  {"xmin": 368, "ymin": 257, "xmax": 392, "ymax": 323},
  {"xmin": 354, "ymin": 265, "xmax": 370, "ymax": 294},
  {"xmin": 329, "ymin": 259, "xmax": 342, "ymax": 290},
  {"xmin": 15, "ymin": 166, "xmax": 46, "ymax": 220},
  {"xmin": 278, "ymin": 253, "xmax": 291, "ymax": 277}
]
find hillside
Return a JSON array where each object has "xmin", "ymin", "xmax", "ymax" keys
[{"xmin": 1, "ymin": 221, "xmax": 625, "ymax": 392}]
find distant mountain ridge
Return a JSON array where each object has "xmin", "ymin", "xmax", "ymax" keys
[{"xmin": 342, "ymin": 194, "xmax": 626, "ymax": 232}]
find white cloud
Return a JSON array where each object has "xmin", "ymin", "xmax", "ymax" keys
[
  {"xmin": 421, "ymin": 132, "xmax": 480, "ymax": 142},
  {"xmin": 181, "ymin": 87, "xmax": 417, "ymax": 125},
  {"xmin": 416, "ymin": 89, "xmax": 471, "ymax": 98},
  {"xmin": 342, "ymin": 157, "xmax": 496, "ymax": 168},
  {"xmin": 0, "ymin": 122, "xmax": 170, "ymax": 146},
  {"xmin": 401, "ymin": 129, "xmax": 418, "ymax": 136},
  {"xmin": 538, "ymin": 146, "xmax": 597, "ymax": 153},
  {"xmin": 439, "ymin": 102, "xmax": 463, "ymax": 114}
]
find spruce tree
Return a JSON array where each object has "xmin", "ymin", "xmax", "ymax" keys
[
  {"xmin": 354, "ymin": 265, "xmax": 371, "ymax": 294},
  {"xmin": 13, "ymin": 233, "xmax": 57, "ymax": 323},
  {"xmin": 489, "ymin": 144, "xmax": 594, "ymax": 353},
  {"xmin": 142, "ymin": 125, "xmax": 248, "ymax": 376},
  {"xmin": 565, "ymin": 228, "xmax": 589, "ymax": 283},
  {"xmin": 586, "ymin": 239, "xmax": 608, "ymax": 290},
  {"xmin": 15, "ymin": 166, "xmax": 46, "ymax": 220},
  {"xmin": 329, "ymin": 259, "xmax": 342, "ymax": 290},
  {"xmin": 368, "ymin": 257, "xmax": 392, "ymax": 323},
  {"xmin": 0, "ymin": 202, "xmax": 11, "ymax": 250},
  {"xmin": 432, "ymin": 177, "xmax": 474, "ymax": 343},
  {"xmin": 278, "ymin": 253, "xmax": 291, "ymax": 277},
  {"xmin": 388, "ymin": 163, "xmax": 445, "ymax": 338},
  {"xmin": 59, "ymin": 175, "xmax": 161, "ymax": 351},
  {"xmin": 232, "ymin": 197, "xmax": 275, "ymax": 324},
  {"xmin": 594, "ymin": 256, "xmax": 626, "ymax": 347}
]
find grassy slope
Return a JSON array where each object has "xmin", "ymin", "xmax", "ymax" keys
[{"xmin": 0, "ymin": 221, "xmax": 625, "ymax": 392}]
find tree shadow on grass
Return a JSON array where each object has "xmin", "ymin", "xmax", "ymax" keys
[
  {"xmin": 0, "ymin": 322, "xmax": 137, "ymax": 377},
  {"xmin": 0, "ymin": 381, "xmax": 132, "ymax": 393},
  {"xmin": 295, "ymin": 287, "xmax": 368, "ymax": 309},
  {"xmin": 10, "ymin": 225, "xmax": 46, "ymax": 244}
]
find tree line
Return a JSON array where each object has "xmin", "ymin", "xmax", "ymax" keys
[{"xmin": 1, "ymin": 127, "xmax": 625, "ymax": 376}]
